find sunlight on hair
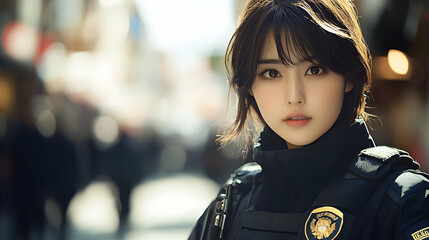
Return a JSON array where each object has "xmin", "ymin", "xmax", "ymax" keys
[
  {"xmin": 388, "ymin": 49, "xmax": 409, "ymax": 75},
  {"xmin": 67, "ymin": 180, "xmax": 119, "ymax": 234}
]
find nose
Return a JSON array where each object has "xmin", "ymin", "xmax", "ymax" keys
[{"xmin": 287, "ymin": 76, "xmax": 305, "ymax": 105}]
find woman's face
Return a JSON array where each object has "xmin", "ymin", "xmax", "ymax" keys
[{"xmin": 251, "ymin": 32, "xmax": 353, "ymax": 149}]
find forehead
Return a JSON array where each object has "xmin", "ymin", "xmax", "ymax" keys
[
  {"xmin": 260, "ymin": 31, "xmax": 278, "ymax": 58},
  {"xmin": 260, "ymin": 30, "xmax": 308, "ymax": 64}
]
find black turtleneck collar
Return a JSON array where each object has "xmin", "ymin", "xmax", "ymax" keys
[{"xmin": 253, "ymin": 119, "xmax": 375, "ymax": 213}]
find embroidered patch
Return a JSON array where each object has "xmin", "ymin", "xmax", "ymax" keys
[
  {"xmin": 305, "ymin": 206, "xmax": 343, "ymax": 240},
  {"xmin": 405, "ymin": 219, "xmax": 429, "ymax": 240},
  {"xmin": 412, "ymin": 227, "xmax": 429, "ymax": 240}
]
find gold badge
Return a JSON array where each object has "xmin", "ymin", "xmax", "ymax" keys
[
  {"xmin": 305, "ymin": 206, "xmax": 343, "ymax": 240},
  {"xmin": 412, "ymin": 226, "xmax": 429, "ymax": 240}
]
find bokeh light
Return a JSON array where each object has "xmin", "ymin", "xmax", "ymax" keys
[
  {"xmin": 67, "ymin": 180, "xmax": 120, "ymax": 234},
  {"xmin": 129, "ymin": 174, "xmax": 219, "ymax": 239},
  {"xmin": 135, "ymin": 0, "xmax": 234, "ymax": 54},
  {"xmin": 93, "ymin": 115, "xmax": 120, "ymax": 147},
  {"xmin": 388, "ymin": 49, "xmax": 409, "ymax": 75},
  {"xmin": 36, "ymin": 110, "xmax": 57, "ymax": 138},
  {"xmin": 0, "ymin": 76, "xmax": 14, "ymax": 114},
  {"xmin": 0, "ymin": 113, "xmax": 6, "ymax": 138},
  {"xmin": 99, "ymin": 0, "xmax": 123, "ymax": 8},
  {"xmin": 36, "ymin": 42, "xmax": 67, "ymax": 90},
  {"xmin": 44, "ymin": 198, "xmax": 62, "ymax": 228},
  {"xmin": 1, "ymin": 22, "xmax": 38, "ymax": 61}
]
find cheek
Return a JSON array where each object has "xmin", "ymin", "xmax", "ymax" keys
[
  {"xmin": 253, "ymin": 86, "xmax": 282, "ymax": 123},
  {"xmin": 310, "ymin": 81, "xmax": 345, "ymax": 113},
  {"xmin": 252, "ymin": 85, "xmax": 282, "ymax": 117}
]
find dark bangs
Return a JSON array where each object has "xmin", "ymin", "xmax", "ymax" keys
[{"xmin": 270, "ymin": 3, "xmax": 363, "ymax": 81}]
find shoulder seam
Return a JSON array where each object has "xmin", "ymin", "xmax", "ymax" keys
[
  {"xmin": 225, "ymin": 162, "xmax": 262, "ymax": 186},
  {"xmin": 387, "ymin": 171, "xmax": 429, "ymax": 203},
  {"xmin": 349, "ymin": 146, "xmax": 418, "ymax": 180}
]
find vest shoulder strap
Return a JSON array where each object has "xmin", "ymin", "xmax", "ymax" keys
[
  {"xmin": 348, "ymin": 146, "xmax": 419, "ymax": 180},
  {"xmin": 224, "ymin": 161, "xmax": 262, "ymax": 187}
]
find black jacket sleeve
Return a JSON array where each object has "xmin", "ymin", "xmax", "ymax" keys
[
  {"xmin": 189, "ymin": 199, "xmax": 217, "ymax": 240},
  {"xmin": 375, "ymin": 170, "xmax": 429, "ymax": 240},
  {"xmin": 188, "ymin": 162, "xmax": 262, "ymax": 240}
]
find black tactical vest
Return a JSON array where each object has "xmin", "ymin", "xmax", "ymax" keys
[{"xmin": 206, "ymin": 146, "xmax": 422, "ymax": 240}]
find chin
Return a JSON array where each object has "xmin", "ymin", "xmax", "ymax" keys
[
  {"xmin": 285, "ymin": 135, "xmax": 320, "ymax": 148},
  {"xmin": 285, "ymin": 139, "xmax": 311, "ymax": 148}
]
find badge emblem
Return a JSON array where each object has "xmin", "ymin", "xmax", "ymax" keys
[
  {"xmin": 305, "ymin": 206, "xmax": 343, "ymax": 240},
  {"xmin": 412, "ymin": 226, "xmax": 429, "ymax": 240}
]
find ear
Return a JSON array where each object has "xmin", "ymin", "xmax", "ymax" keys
[
  {"xmin": 345, "ymin": 82, "xmax": 354, "ymax": 93},
  {"xmin": 249, "ymin": 88, "xmax": 254, "ymax": 96}
]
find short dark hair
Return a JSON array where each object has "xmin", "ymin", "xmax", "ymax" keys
[{"xmin": 218, "ymin": 0, "xmax": 372, "ymax": 151}]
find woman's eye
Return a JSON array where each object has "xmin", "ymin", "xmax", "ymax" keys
[
  {"xmin": 261, "ymin": 70, "xmax": 281, "ymax": 79},
  {"xmin": 306, "ymin": 66, "xmax": 324, "ymax": 76}
]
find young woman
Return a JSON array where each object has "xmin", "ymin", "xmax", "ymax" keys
[{"xmin": 189, "ymin": 0, "xmax": 429, "ymax": 239}]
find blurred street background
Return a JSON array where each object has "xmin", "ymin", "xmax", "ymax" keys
[{"xmin": 0, "ymin": 0, "xmax": 428, "ymax": 239}]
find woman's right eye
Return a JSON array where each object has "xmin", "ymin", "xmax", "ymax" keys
[{"xmin": 260, "ymin": 69, "xmax": 281, "ymax": 79}]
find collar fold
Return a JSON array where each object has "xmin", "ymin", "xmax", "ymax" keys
[{"xmin": 253, "ymin": 119, "xmax": 375, "ymax": 211}]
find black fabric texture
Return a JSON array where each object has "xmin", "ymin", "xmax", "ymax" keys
[{"xmin": 253, "ymin": 119, "xmax": 375, "ymax": 213}]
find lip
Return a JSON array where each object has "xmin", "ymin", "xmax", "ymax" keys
[{"xmin": 283, "ymin": 112, "xmax": 312, "ymax": 127}]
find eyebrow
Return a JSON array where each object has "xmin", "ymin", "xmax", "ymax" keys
[
  {"xmin": 257, "ymin": 59, "xmax": 283, "ymax": 65},
  {"xmin": 257, "ymin": 57, "xmax": 317, "ymax": 65}
]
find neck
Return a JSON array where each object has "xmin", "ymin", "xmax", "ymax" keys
[{"xmin": 286, "ymin": 141, "xmax": 301, "ymax": 149}]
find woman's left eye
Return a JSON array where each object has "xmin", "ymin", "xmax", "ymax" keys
[
  {"xmin": 259, "ymin": 69, "xmax": 282, "ymax": 79},
  {"xmin": 305, "ymin": 66, "xmax": 325, "ymax": 76}
]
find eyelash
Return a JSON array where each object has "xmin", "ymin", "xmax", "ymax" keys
[
  {"xmin": 258, "ymin": 69, "xmax": 281, "ymax": 79},
  {"xmin": 257, "ymin": 65, "xmax": 328, "ymax": 80},
  {"xmin": 305, "ymin": 65, "xmax": 327, "ymax": 76}
]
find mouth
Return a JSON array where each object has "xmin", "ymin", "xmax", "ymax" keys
[
  {"xmin": 286, "ymin": 117, "xmax": 309, "ymax": 120},
  {"xmin": 284, "ymin": 113, "xmax": 312, "ymax": 127}
]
